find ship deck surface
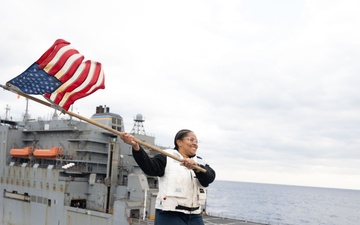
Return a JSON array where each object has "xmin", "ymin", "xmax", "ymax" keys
[{"xmin": 132, "ymin": 215, "xmax": 267, "ymax": 225}]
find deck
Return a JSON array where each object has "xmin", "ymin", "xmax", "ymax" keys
[{"xmin": 131, "ymin": 214, "xmax": 268, "ymax": 225}]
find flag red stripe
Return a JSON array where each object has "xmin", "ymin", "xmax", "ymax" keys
[
  {"xmin": 47, "ymin": 48, "xmax": 81, "ymax": 76},
  {"xmin": 83, "ymin": 62, "xmax": 105, "ymax": 95},
  {"xmin": 60, "ymin": 63, "xmax": 105, "ymax": 110},
  {"xmin": 49, "ymin": 61, "xmax": 91, "ymax": 105},
  {"xmin": 36, "ymin": 39, "xmax": 70, "ymax": 65},
  {"xmin": 37, "ymin": 42, "xmax": 70, "ymax": 69},
  {"xmin": 57, "ymin": 54, "xmax": 85, "ymax": 83}
]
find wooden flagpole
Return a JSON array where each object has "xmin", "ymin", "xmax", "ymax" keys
[{"xmin": 1, "ymin": 84, "xmax": 206, "ymax": 173}]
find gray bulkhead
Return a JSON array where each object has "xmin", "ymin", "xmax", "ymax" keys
[{"xmin": 0, "ymin": 106, "xmax": 159, "ymax": 225}]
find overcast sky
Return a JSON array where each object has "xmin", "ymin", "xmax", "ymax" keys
[{"xmin": 1, "ymin": 0, "xmax": 360, "ymax": 190}]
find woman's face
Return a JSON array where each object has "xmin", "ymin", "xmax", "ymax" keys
[{"xmin": 177, "ymin": 132, "xmax": 198, "ymax": 158}]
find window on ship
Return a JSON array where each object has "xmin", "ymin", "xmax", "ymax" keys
[{"xmin": 70, "ymin": 199, "xmax": 86, "ymax": 209}]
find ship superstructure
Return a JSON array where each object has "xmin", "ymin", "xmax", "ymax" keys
[{"xmin": 0, "ymin": 105, "xmax": 161, "ymax": 225}]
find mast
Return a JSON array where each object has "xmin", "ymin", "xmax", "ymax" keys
[
  {"xmin": 5, "ymin": 104, "xmax": 10, "ymax": 120},
  {"xmin": 23, "ymin": 98, "xmax": 30, "ymax": 122}
]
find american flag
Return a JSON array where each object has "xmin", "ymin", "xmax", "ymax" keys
[{"xmin": 7, "ymin": 39, "xmax": 105, "ymax": 111}]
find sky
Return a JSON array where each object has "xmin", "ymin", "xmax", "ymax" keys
[{"xmin": 1, "ymin": 0, "xmax": 360, "ymax": 190}]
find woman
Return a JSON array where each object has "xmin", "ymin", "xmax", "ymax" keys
[{"xmin": 120, "ymin": 129, "xmax": 216, "ymax": 225}]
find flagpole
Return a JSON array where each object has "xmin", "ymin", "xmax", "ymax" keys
[{"xmin": 1, "ymin": 84, "xmax": 206, "ymax": 173}]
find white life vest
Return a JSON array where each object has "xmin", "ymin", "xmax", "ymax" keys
[{"xmin": 156, "ymin": 149, "xmax": 207, "ymax": 214}]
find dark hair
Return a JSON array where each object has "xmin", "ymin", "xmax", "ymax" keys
[{"xmin": 174, "ymin": 129, "xmax": 193, "ymax": 150}]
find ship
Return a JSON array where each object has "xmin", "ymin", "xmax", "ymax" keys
[{"xmin": 0, "ymin": 104, "xmax": 265, "ymax": 225}]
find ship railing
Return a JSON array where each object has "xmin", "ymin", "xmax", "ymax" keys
[
  {"xmin": 58, "ymin": 176, "xmax": 89, "ymax": 182},
  {"xmin": 74, "ymin": 147, "xmax": 108, "ymax": 154},
  {"xmin": 68, "ymin": 155, "xmax": 108, "ymax": 163}
]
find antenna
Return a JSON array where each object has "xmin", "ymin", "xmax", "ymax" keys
[
  {"xmin": 23, "ymin": 98, "xmax": 30, "ymax": 122},
  {"xmin": 130, "ymin": 113, "xmax": 146, "ymax": 135},
  {"xmin": 5, "ymin": 105, "xmax": 10, "ymax": 120},
  {"xmin": 52, "ymin": 109, "xmax": 58, "ymax": 120}
]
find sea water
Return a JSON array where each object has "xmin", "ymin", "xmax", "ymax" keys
[{"xmin": 205, "ymin": 180, "xmax": 360, "ymax": 225}]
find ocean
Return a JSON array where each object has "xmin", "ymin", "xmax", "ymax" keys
[{"xmin": 205, "ymin": 180, "xmax": 360, "ymax": 225}]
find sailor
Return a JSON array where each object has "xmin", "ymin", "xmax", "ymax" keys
[{"xmin": 120, "ymin": 129, "xmax": 216, "ymax": 225}]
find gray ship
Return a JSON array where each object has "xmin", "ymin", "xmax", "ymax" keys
[{"xmin": 0, "ymin": 104, "xmax": 265, "ymax": 225}]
